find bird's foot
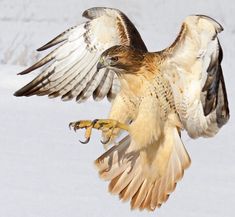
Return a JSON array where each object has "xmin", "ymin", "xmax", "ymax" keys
[{"xmin": 69, "ymin": 119, "xmax": 129, "ymax": 144}]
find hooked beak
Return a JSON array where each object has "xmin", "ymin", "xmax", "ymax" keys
[{"xmin": 97, "ymin": 58, "xmax": 106, "ymax": 72}]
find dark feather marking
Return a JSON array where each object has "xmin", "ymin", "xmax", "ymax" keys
[
  {"xmin": 166, "ymin": 23, "xmax": 187, "ymax": 53},
  {"xmin": 17, "ymin": 48, "xmax": 88, "ymax": 97},
  {"xmin": 48, "ymin": 53, "xmax": 97, "ymax": 99},
  {"xmin": 36, "ymin": 26, "xmax": 75, "ymax": 51},
  {"xmin": 70, "ymin": 60, "xmax": 99, "ymax": 101},
  {"xmin": 202, "ymin": 41, "xmax": 222, "ymax": 116},
  {"xmin": 203, "ymin": 64, "xmax": 221, "ymax": 115},
  {"xmin": 107, "ymin": 76, "xmax": 120, "ymax": 101},
  {"xmin": 17, "ymin": 53, "xmax": 54, "ymax": 75},
  {"xmin": 119, "ymin": 12, "xmax": 147, "ymax": 52},
  {"xmin": 202, "ymin": 39, "xmax": 229, "ymax": 127},
  {"xmin": 93, "ymin": 69, "xmax": 110, "ymax": 101},
  {"xmin": 75, "ymin": 67, "xmax": 102, "ymax": 102},
  {"xmin": 216, "ymin": 71, "xmax": 230, "ymax": 127},
  {"xmin": 37, "ymin": 24, "xmax": 81, "ymax": 52},
  {"xmin": 14, "ymin": 66, "xmax": 55, "ymax": 96}
]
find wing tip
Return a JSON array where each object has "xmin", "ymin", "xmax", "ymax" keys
[
  {"xmin": 196, "ymin": 14, "xmax": 224, "ymax": 33},
  {"xmin": 37, "ymin": 44, "xmax": 50, "ymax": 52},
  {"xmin": 36, "ymin": 38, "xmax": 67, "ymax": 51},
  {"xmin": 13, "ymin": 87, "xmax": 31, "ymax": 97},
  {"xmin": 17, "ymin": 67, "xmax": 34, "ymax": 75},
  {"xmin": 13, "ymin": 86, "xmax": 29, "ymax": 97},
  {"xmin": 13, "ymin": 90, "xmax": 22, "ymax": 97},
  {"xmin": 82, "ymin": 7, "xmax": 106, "ymax": 19},
  {"xmin": 82, "ymin": 7, "xmax": 119, "ymax": 19}
]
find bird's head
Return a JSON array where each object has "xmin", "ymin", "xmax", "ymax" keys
[{"xmin": 97, "ymin": 45, "xmax": 145, "ymax": 75}]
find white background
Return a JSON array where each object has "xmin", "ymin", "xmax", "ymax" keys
[{"xmin": 0, "ymin": 0, "xmax": 234, "ymax": 217}]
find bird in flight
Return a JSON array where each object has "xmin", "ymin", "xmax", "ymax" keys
[{"xmin": 14, "ymin": 7, "xmax": 229, "ymax": 211}]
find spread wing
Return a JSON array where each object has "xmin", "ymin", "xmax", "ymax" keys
[
  {"xmin": 14, "ymin": 7, "xmax": 147, "ymax": 102},
  {"xmin": 162, "ymin": 15, "xmax": 229, "ymax": 138}
]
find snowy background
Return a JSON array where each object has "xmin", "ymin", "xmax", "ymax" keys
[{"xmin": 0, "ymin": 0, "xmax": 234, "ymax": 217}]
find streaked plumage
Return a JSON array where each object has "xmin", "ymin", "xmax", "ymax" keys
[{"xmin": 14, "ymin": 7, "xmax": 229, "ymax": 211}]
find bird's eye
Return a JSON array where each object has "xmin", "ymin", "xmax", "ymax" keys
[{"xmin": 110, "ymin": 56, "xmax": 119, "ymax": 62}]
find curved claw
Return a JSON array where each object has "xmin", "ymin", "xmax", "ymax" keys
[
  {"xmin": 79, "ymin": 137, "xmax": 90, "ymax": 144},
  {"xmin": 100, "ymin": 136, "xmax": 111, "ymax": 145},
  {"xmin": 69, "ymin": 123, "xmax": 74, "ymax": 130},
  {"xmin": 69, "ymin": 121, "xmax": 81, "ymax": 131}
]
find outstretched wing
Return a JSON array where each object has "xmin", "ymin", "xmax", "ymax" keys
[
  {"xmin": 162, "ymin": 15, "xmax": 229, "ymax": 138},
  {"xmin": 14, "ymin": 7, "xmax": 147, "ymax": 102}
]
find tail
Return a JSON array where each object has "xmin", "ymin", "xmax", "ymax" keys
[{"xmin": 95, "ymin": 125, "xmax": 191, "ymax": 211}]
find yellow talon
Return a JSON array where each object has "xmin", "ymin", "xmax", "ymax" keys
[{"xmin": 69, "ymin": 119, "xmax": 129, "ymax": 144}]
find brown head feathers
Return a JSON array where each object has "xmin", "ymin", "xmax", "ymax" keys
[{"xmin": 100, "ymin": 45, "xmax": 146, "ymax": 72}]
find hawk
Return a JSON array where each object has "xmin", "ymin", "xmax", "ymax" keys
[{"xmin": 14, "ymin": 7, "xmax": 229, "ymax": 211}]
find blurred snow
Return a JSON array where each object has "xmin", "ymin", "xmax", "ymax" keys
[{"xmin": 0, "ymin": 0, "xmax": 235, "ymax": 217}]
